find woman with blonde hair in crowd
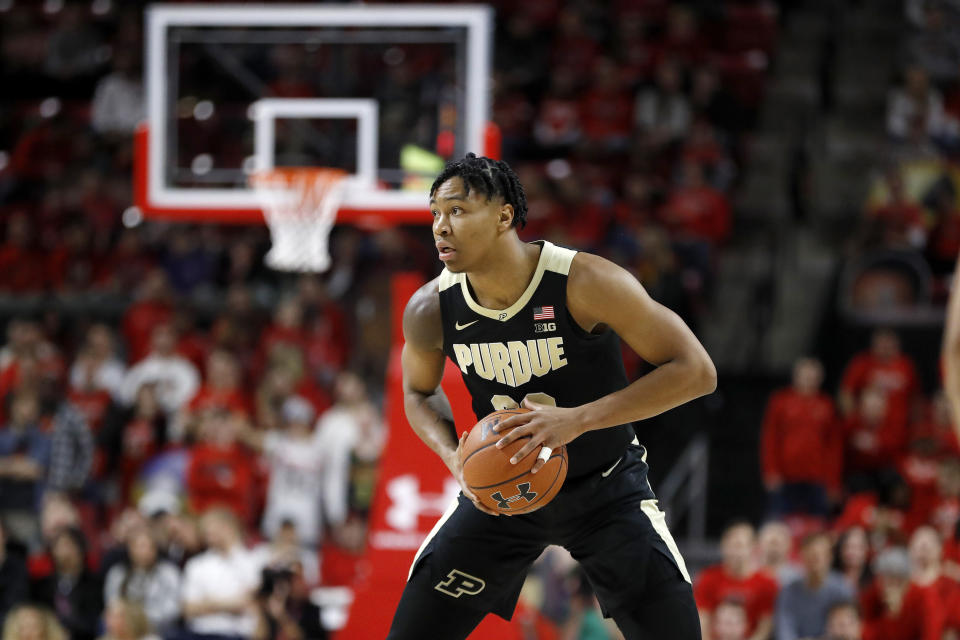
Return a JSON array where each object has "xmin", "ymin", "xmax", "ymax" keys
[
  {"xmin": 98, "ymin": 600, "xmax": 159, "ymax": 640},
  {"xmin": 1, "ymin": 605, "xmax": 66, "ymax": 640}
]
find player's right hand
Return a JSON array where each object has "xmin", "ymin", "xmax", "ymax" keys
[{"xmin": 450, "ymin": 431, "xmax": 501, "ymax": 516}]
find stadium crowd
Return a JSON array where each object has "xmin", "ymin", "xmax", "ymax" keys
[{"xmin": 1, "ymin": 0, "xmax": 959, "ymax": 639}]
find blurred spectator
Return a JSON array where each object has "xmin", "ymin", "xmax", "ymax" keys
[
  {"xmin": 0, "ymin": 605, "xmax": 67, "ymax": 640},
  {"xmin": 912, "ymin": 391, "xmax": 960, "ymax": 458},
  {"xmin": 91, "ymin": 51, "xmax": 143, "ymax": 136},
  {"xmin": 694, "ymin": 522, "xmax": 778, "ymax": 640},
  {"xmin": 713, "ymin": 599, "xmax": 749, "ymax": 640},
  {"xmin": 252, "ymin": 566, "xmax": 326, "ymax": 640},
  {"xmin": 182, "ymin": 509, "xmax": 260, "ymax": 640},
  {"xmin": 886, "ymin": 66, "xmax": 958, "ymax": 143},
  {"xmin": 69, "ymin": 324, "xmax": 125, "ymax": 403},
  {"xmin": 761, "ymin": 358, "xmax": 841, "ymax": 518},
  {"xmin": 162, "ymin": 227, "xmax": 218, "ymax": 295},
  {"xmin": 0, "ymin": 521, "xmax": 29, "ymax": 628},
  {"xmin": 556, "ymin": 569, "xmax": 605, "ymax": 640},
  {"xmin": 121, "ymin": 270, "xmax": 174, "ymax": 364},
  {"xmin": 185, "ymin": 409, "xmax": 256, "ymax": 527},
  {"xmin": 31, "ymin": 527, "xmax": 103, "ymax": 640},
  {"xmin": 822, "ymin": 601, "xmax": 862, "ymax": 640},
  {"xmin": 119, "ymin": 324, "xmax": 200, "ymax": 418},
  {"xmin": 0, "ymin": 213, "xmax": 45, "ymax": 294},
  {"xmin": 47, "ymin": 402, "xmax": 93, "ymax": 495},
  {"xmin": 774, "ymin": 531, "xmax": 854, "ymax": 640},
  {"xmin": 98, "ymin": 599, "xmax": 160, "ymax": 640},
  {"xmin": 315, "ymin": 372, "xmax": 386, "ymax": 530},
  {"xmin": 635, "ymin": 58, "xmax": 692, "ymax": 152},
  {"xmin": 838, "ymin": 329, "xmax": 920, "ymax": 428},
  {"xmin": 578, "ymin": 57, "xmax": 632, "ymax": 153},
  {"xmin": 103, "ymin": 526, "xmax": 181, "ymax": 636},
  {"xmin": 43, "ymin": 3, "xmax": 106, "ymax": 81},
  {"xmin": 908, "ymin": 526, "xmax": 960, "ymax": 637},
  {"xmin": 930, "ymin": 458, "xmax": 960, "ymax": 543},
  {"xmin": 101, "ymin": 385, "xmax": 168, "ymax": 502},
  {"xmin": 860, "ymin": 546, "xmax": 940, "ymax": 640},
  {"xmin": 902, "ymin": 2, "xmax": 960, "ymax": 86},
  {"xmin": 297, "ymin": 276, "xmax": 351, "ymax": 381},
  {"xmin": 842, "ymin": 386, "xmax": 908, "ymax": 494},
  {"xmin": 242, "ymin": 396, "xmax": 326, "ymax": 547},
  {"xmin": 862, "ymin": 168, "xmax": 928, "ymax": 250},
  {"xmin": 833, "ymin": 527, "xmax": 872, "ymax": 593},
  {"xmin": 532, "ymin": 69, "xmax": 581, "ymax": 152},
  {"xmin": 758, "ymin": 521, "xmax": 799, "ymax": 586},
  {"xmin": 0, "ymin": 392, "xmax": 51, "ymax": 548},
  {"xmin": 251, "ymin": 520, "xmax": 319, "ymax": 588},
  {"xmin": 183, "ymin": 349, "xmax": 250, "ymax": 441}
]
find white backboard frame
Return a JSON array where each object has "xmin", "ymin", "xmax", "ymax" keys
[{"xmin": 145, "ymin": 3, "xmax": 493, "ymax": 215}]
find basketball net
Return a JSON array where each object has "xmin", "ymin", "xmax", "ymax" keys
[{"xmin": 249, "ymin": 167, "xmax": 349, "ymax": 273}]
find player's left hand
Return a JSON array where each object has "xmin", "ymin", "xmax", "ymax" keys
[{"xmin": 492, "ymin": 398, "xmax": 586, "ymax": 473}]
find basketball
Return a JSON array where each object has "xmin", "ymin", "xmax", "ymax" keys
[{"xmin": 459, "ymin": 408, "xmax": 568, "ymax": 515}]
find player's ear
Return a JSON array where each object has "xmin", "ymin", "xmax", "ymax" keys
[{"xmin": 497, "ymin": 203, "xmax": 514, "ymax": 230}]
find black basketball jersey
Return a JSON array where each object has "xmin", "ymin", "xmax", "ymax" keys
[{"xmin": 438, "ymin": 240, "xmax": 636, "ymax": 479}]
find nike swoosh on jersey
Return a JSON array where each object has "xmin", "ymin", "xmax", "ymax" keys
[
  {"xmin": 601, "ymin": 457, "xmax": 623, "ymax": 477},
  {"xmin": 455, "ymin": 320, "xmax": 479, "ymax": 330}
]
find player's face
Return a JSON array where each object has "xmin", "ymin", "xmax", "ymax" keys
[{"xmin": 431, "ymin": 177, "xmax": 511, "ymax": 273}]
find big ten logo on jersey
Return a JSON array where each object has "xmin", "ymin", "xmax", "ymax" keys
[
  {"xmin": 534, "ymin": 321, "xmax": 556, "ymax": 334},
  {"xmin": 452, "ymin": 338, "xmax": 567, "ymax": 388}
]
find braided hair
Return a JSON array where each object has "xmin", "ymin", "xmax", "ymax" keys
[{"xmin": 429, "ymin": 153, "xmax": 528, "ymax": 229}]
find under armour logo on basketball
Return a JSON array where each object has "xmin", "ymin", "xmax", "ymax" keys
[
  {"xmin": 434, "ymin": 569, "xmax": 486, "ymax": 598},
  {"xmin": 490, "ymin": 482, "xmax": 537, "ymax": 509}
]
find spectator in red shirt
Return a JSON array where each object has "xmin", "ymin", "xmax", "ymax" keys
[
  {"xmin": 910, "ymin": 391, "xmax": 960, "ymax": 458},
  {"xmin": 761, "ymin": 357, "xmax": 841, "ymax": 518},
  {"xmin": 839, "ymin": 329, "xmax": 920, "ymax": 431},
  {"xmin": 860, "ymin": 547, "xmax": 941, "ymax": 640},
  {"xmin": 0, "ymin": 211, "xmax": 45, "ymax": 294},
  {"xmin": 578, "ymin": 57, "xmax": 632, "ymax": 153},
  {"xmin": 694, "ymin": 522, "xmax": 778, "ymax": 640},
  {"xmin": 122, "ymin": 270, "xmax": 174, "ymax": 364},
  {"xmin": 863, "ymin": 168, "xmax": 928, "ymax": 250},
  {"xmin": 908, "ymin": 526, "xmax": 959, "ymax": 637},
  {"xmin": 842, "ymin": 385, "xmax": 908, "ymax": 494},
  {"xmin": 185, "ymin": 408, "xmax": 256, "ymax": 527}
]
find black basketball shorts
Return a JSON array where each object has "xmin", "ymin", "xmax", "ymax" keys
[{"xmin": 390, "ymin": 442, "xmax": 696, "ymax": 634}]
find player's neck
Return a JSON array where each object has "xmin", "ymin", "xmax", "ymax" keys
[{"xmin": 466, "ymin": 238, "xmax": 541, "ymax": 311}]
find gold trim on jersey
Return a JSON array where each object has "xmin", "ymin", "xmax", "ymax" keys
[{"xmin": 437, "ymin": 241, "xmax": 577, "ymax": 322}]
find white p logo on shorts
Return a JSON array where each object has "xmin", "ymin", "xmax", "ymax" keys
[{"xmin": 434, "ymin": 570, "xmax": 487, "ymax": 598}]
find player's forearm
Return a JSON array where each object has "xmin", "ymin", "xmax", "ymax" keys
[
  {"xmin": 576, "ymin": 355, "xmax": 716, "ymax": 433},
  {"xmin": 403, "ymin": 386, "xmax": 459, "ymax": 467},
  {"xmin": 945, "ymin": 260, "xmax": 960, "ymax": 434}
]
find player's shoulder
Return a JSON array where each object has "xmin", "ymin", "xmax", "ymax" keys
[
  {"xmin": 403, "ymin": 274, "xmax": 444, "ymax": 350},
  {"xmin": 566, "ymin": 250, "xmax": 639, "ymax": 305}
]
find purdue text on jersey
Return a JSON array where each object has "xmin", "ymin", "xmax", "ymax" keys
[{"xmin": 451, "ymin": 338, "xmax": 567, "ymax": 387}]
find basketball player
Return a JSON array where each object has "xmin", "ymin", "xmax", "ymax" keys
[{"xmin": 387, "ymin": 153, "xmax": 716, "ymax": 639}]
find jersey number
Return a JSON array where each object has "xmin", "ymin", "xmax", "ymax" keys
[{"xmin": 491, "ymin": 392, "xmax": 557, "ymax": 411}]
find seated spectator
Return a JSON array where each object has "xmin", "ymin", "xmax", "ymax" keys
[
  {"xmin": 758, "ymin": 521, "xmax": 798, "ymax": 586},
  {"xmin": 120, "ymin": 324, "xmax": 200, "ymax": 419},
  {"xmin": 252, "ymin": 565, "xmax": 327, "ymax": 640},
  {"xmin": 838, "ymin": 329, "xmax": 919, "ymax": 428},
  {"xmin": 47, "ymin": 401, "xmax": 93, "ymax": 496},
  {"xmin": 908, "ymin": 526, "xmax": 960, "ymax": 637},
  {"xmin": 186, "ymin": 409, "xmax": 256, "ymax": 527},
  {"xmin": 761, "ymin": 358, "xmax": 840, "ymax": 518},
  {"xmin": 98, "ymin": 599, "xmax": 160, "ymax": 640},
  {"xmin": 1, "ymin": 605, "xmax": 67, "ymax": 640},
  {"xmin": 91, "ymin": 50, "xmax": 143, "ymax": 137},
  {"xmin": 862, "ymin": 167, "xmax": 928, "ymax": 250},
  {"xmin": 31, "ymin": 528, "xmax": 103, "ymax": 640},
  {"xmin": 886, "ymin": 66, "xmax": 958, "ymax": 143},
  {"xmin": 101, "ymin": 385, "xmax": 168, "ymax": 503},
  {"xmin": 103, "ymin": 526, "xmax": 181, "ymax": 635},
  {"xmin": 182, "ymin": 509, "xmax": 260, "ymax": 640},
  {"xmin": 68, "ymin": 324, "xmax": 125, "ymax": 430},
  {"xmin": 775, "ymin": 531, "xmax": 854, "ymax": 640},
  {"xmin": 859, "ymin": 547, "xmax": 940, "ymax": 640},
  {"xmin": 713, "ymin": 599, "xmax": 749, "ymax": 640},
  {"xmin": 635, "ymin": 58, "xmax": 691, "ymax": 152},
  {"xmin": 0, "ymin": 520, "xmax": 29, "ymax": 627},
  {"xmin": 251, "ymin": 520, "xmax": 319, "ymax": 588},
  {"xmin": 578, "ymin": 57, "xmax": 632, "ymax": 153},
  {"xmin": 0, "ymin": 392, "xmax": 51, "ymax": 549},
  {"xmin": 121, "ymin": 270, "xmax": 174, "ymax": 364},
  {"xmin": 910, "ymin": 391, "xmax": 960, "ymax": 458},
  {"xmin": 695, "ymin": 522, "xmax": 778, "ymax": 640},
  {"xmin": 0, "ymin": 212, "xmax": 45, "ymax": 294},
  {"xmin": 315, "ymin": 372, "xmax": 386, "ymax": 529},
  {"xmin": 842, "ymin": 386, "xmax": 908, "ymax": 494},
  {"xmin": 242, "ymin": 395, "xmax": 326, "ymax": 548},
  {"xmin": 903, "ymin": 2, "xmax": 960, "ymax": 86},
  {"xmin": 183, "ymin": 349, "xmax": 250, "ymax": 442},
  {"xmin": 822, "ymin": 601, "xmax": 862, "ymax": 640},
  {"xmin": 930, "ymin": 458, "xmax": 960, "ymax": 545},
  {"xmin": 833, "ymin": 527, "xmax": 872, "ymax": 594}
]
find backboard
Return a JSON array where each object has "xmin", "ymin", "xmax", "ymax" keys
[{"xmin": 135, "ymin": 4, "xmax": 495, "ymax": 225}]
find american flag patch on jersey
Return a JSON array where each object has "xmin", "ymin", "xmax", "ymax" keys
[{"xmin": 533, "ymin": 306, "xmax": 555, "ymax": 320}]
